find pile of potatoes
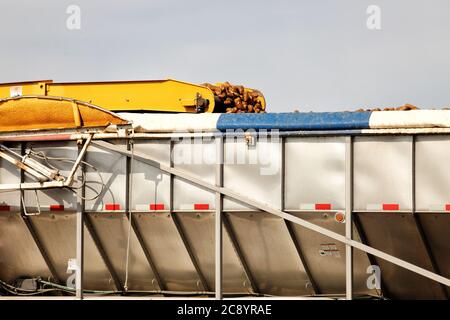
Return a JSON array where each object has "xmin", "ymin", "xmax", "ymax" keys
[
  {"xmin": 355, "ymin": 104, "xmax": 419, "ymax": 112},
  {"xmin": 202, "ymin": 82, "xmax": 266, "ymax": 113}
]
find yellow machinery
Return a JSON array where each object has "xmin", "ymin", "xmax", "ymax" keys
[
  {"xmin": 0, "ymin": 79, "xmax": 266, "ymax": 113},
  {"xmin": 0, "ymin": 96, "xmax": 129, "ymax": 132}
]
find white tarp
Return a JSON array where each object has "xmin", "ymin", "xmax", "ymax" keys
[
  {"xmin": 369, "ymin": 110, "xmax": 450, "ymax": 129},
  {"xmin": 118, "ymin": 113, "xmax": 221, "ymax": 132}
]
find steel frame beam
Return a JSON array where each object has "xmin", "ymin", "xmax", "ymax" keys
[
  {"xmin": 411, "ymin": 136, "xmax": 448, "ymax": 299},
  {"xmin": 215, "ymin": 136, "xmax": 223, "ymax": 299},
  {"xmin": 84, "ymin": 214, "xmax": 123, "ymax": 291},
  {"xmin": 75, "ymin": 142, "xmax": 85, "ymax": 299},
  {"xmin": 352, "ymin": 213, "xmax": 388, "ymax": 298},
  {"xmin": 92, "ymin": 139, "xmax": 450, "ymax": 288},
  {"xmin": 283, "ymin": 220, "xmax": 320, "ymax": 295},
  {"xmin": 280, "ymin": 137, "xmax": 319, "ymax": 295},
  {"xmin": 345, "ymin": 136, "xmax": 353, "ymax": 300},
  {"xmin": 222, "ymin": 213, "xmax": 260, "ymax": 295},
  {"xmin": 18, "ymin": 142, "xmax": 63, "ymax": 286},
  {"xmin": 168, "ymin": 140, "xmax": 211, "ymax": 293},
  {"xmin": 125, "ymin": 140, "xmax": 165, "ymax": 292}
]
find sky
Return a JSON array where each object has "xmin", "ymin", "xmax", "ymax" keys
[{"xmin": 0, "ymin": 0, "xmax": 449, "ymax": 112}]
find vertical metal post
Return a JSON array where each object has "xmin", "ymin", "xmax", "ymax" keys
[
  {"xmin": 19, "ymin": 143, "xmax": 63, "ymax": 286},
  {"xmin": 125, "ymin": 140, "xmax": 165, "ymax": 292},
  {"xmin": 222, "ymin": 213, "xmax": 260, "ymax": 294},
  {"xmin": 215, "ymin": 135, "xmax": 224, "ymax": 300},
  {"xmin": 76, "ymin": 140, "xmax": 85, "ymax": 299},
  {"xmin": 345, "ymin": 136, "xmax": 353, "ymax": 300},
  {"xmin": 352, "ymin": 214, "xmax": 387, "ymax": 298},
  {"xmin": 280, "ymin": 136, "xmax": 285, "ymax": 212},
  {"xmin": 411, "ymin": 135, "xmax": 448, "ymax": 299},
  {"xmin": 169, "ymin": 139, "xmax": 210, "ymax": 292},
  {"xmin": 84, "ymin": 215, "xmax": 123, "ymax": 291},
  {"xmin": 281, "ymin": 136, "xmax": 319, "ymax": 295}
]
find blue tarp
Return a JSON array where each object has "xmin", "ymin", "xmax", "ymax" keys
[{"xmin": 217, "ymin": 112, "xmax": 372, "ymax": 131}]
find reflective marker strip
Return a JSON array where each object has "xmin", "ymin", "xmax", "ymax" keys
[
  {"xmin": 0, "ymin": 205, "xmax": 10, "ymax": 211},
  {"xmin": 135, "ymin": 204, "xmax": 150, "ymax": 211},
  {"xmin": 366, "ymin": 204, "xmax": 382, "ymax": 210},
  {"xmin": 179, "ymin": 204, "xmax": 211, "ymax": 210},
  {"xmin": 150, "ymin": 203, "xmax": 165, "ymax": 210},
  {"xmin": 50, "ymin": 204, "xmax": 64, "ymax": 211},
  {"xmin": 194, "ymin": 204, "xmax": 210, "ymax": 210},
  {"xmin": 300, "ymin": 203, "xmax": 332, "ymax": 210},
  {"xmin": 135, "ymin": 204, "xmax": 165, "ymax": 211},
  {"xmin": 315, "ymin": 203, "xmax": 331, "ymax": 210},
  {"xmin": 367, "ymin": 204, "xmax": 399, "ymax": 211},
  {"xmin": 383, "ymin": 204, "xmax": 399, "ymax": 211},
  {"xmin": 299, "ymin": 204, "xmax": 315, "ymax": 210},
  {"xmin": 105, "ymin": 204, "xmax": 121, "ymax": 211},
  {"xmin": 429, "ymin": 204, "xmax": 446, "ymax": 211}
]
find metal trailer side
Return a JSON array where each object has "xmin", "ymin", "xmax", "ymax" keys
[{"xmin": 1, "ymin": 127, "xmax": 449, "ymax": 300}]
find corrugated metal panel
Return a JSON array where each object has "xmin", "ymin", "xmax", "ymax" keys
[
  {"xmin": 285, "ymin": 137, "xmax": 346, "ymax": 211},
  {"xmin": 354, "ymin": 136, "xmax": 412, "ymax": 211}
]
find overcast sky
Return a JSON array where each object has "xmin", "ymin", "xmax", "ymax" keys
[{"xmin": 0, "ymin": 0, "xmax": 448, "ymax": 112}]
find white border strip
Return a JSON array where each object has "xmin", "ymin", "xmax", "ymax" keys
[{"xmin": 369, "ymin": 110, "xmax": 450, "ymax": 129}]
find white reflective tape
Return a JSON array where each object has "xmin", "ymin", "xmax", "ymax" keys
[
  {"xmin": 429, "ymin": 204, "xmax": 445, "ymax": 211},
  {"xmin": 179, "ymin": 204, "xmax": 193, "ymax": 210},
  {"xmin": 366, "ymin": 204, "xmax": 382, "ymax": 210},
  {"xmin": 300, "ymin": 203, "xmax": 315, "ymax": 210},
  {"xmin": 135, "ymin": 204, "xmax": 150, "ymax": 211}
]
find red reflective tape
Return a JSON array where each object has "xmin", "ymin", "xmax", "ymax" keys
[
  {"xmin": 0, "ymin": 205, "xmax": 10, "ymax": 211},
  {"xmin": 105, "ymin": 204, "xmax": 121, "ymax": 211},
  {"xmin": 315, "ymin": 203, "xmax": 331, "ymax": 210},
  {"xmin": 194, "ymin": 204, "xmax": 210, "ymax": 210},
  {"xmin": 445, "ymin": 204, "xmax": 450, "ymax": 211},
  {"xmin": 383, "ymin": 204, "xmax": 399, "ymax": 211},
  {"xmin": 50, "ymin": 204, "xmax": 64, "ymax": 211},
  {"xmin": 150, "ymin": 203, "xmax": 165, "ymax": 211}
]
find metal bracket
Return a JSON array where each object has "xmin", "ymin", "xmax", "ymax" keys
[
  {"xmin": 0, "ymin": 134, "xmax": 93, "ymax": 192},
  {"xmin": 20, "ymin": 190, "xmax": 42, "ymax": 216}
]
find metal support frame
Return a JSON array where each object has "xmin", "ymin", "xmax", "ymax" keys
[
  {"xmin": 84, "ymin": 214, "xmax": 123, "ymax": 291},
  {"xmin": 352, "ymin": 214, "xmax": 387, "ymax": 298},
  {"xmin": 283, "ymin": 220, "xmax": 320, "ymax": 295},
  {"xmin": 92, "ymin": 139, "xmax": 450, "ymax": 288},
  {"xmin": 125, "ymin": 140, "xmax": 165, "ymax": 292},
  {"xmin": 410, "ymin": 136, "xmax": 448, "ymax": 299},
  {"xmin": 129, "ymin": 218, "xmax": 165, "ymax": 292},
  {"xmin": 215, "ymin": 136, "xmax": 223, "ymax": 299},
  {"xmin": 18, "ymin": 142, "xmax": 63, "ymax": 286},
  {"xmin": 169, "ymin": 140, "xmax": 211, "ymax": 293},
  {"xmin": 345, "ymin": 136, "xmax": 353, "ymax": 300},
  {"xmin": 0, "ymin": 135, "xmax": 93, "ymax": 191},
  {"xmin": 280, "ymin": 137, "xmax": 319, "ymax": 295},
  {"xmin": 222, "ymin": 213, "xmax": 260, "ymax": 295},
  {"xmin": 75, "ymin": 142, "xmax": 85, "ymax": 299}
]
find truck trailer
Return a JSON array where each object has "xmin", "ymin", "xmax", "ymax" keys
[{"xmin": 0, "ymin": 83, "xmax": 449, "ymax": 300}]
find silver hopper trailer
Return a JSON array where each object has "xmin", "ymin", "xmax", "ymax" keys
[{"xmin": 0, "ymin": 99, "xmax": 449, "ymax": 300}]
